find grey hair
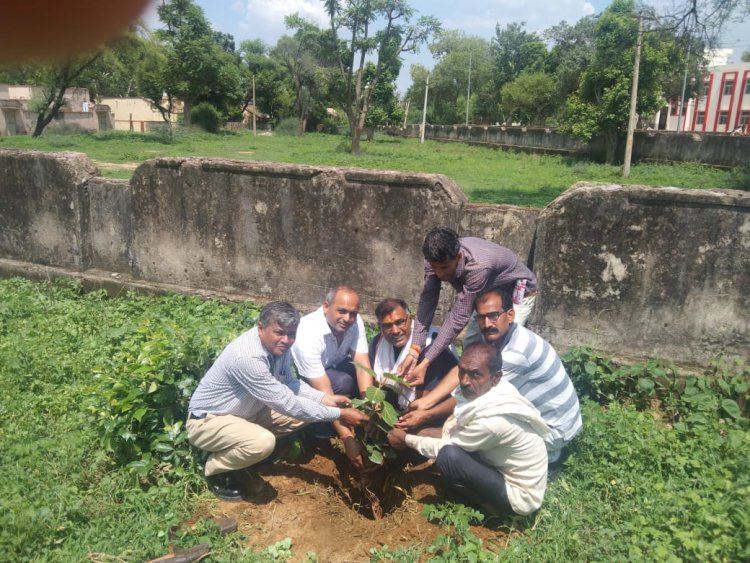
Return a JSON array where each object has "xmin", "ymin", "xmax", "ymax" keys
[
  {"xmin": 259, "ymin": 301, "xmax": 300, "ymax": 329},
  {"xmin": 324, "ymin": 285, "xmax": 357, "ymax": 304}
]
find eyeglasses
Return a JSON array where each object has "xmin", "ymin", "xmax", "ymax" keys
[
  {"xmin": 379, "ymin": 317, "xmax": 409, "ymax": 332},
  {"xmin": 475, "ymin": 310, "xmax": 507, "ymax": 323}
]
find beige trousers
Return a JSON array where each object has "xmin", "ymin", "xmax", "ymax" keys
[{"xmin": 187, "ymin": 409, "xmax": 307, "ymax": 476}]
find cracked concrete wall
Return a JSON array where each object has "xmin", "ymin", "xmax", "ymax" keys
[
  {"xmin": 0, "ymin": 149, "xmax": 96, "ymax": 270},
  {"xmin": 129, "ymin": 157, "xmax": 467, "ymax": 314},
  {"xmin": 531, "ymin": 182, "xmax": 750, "ymax": 365},
  {"xmin": 1, "ymin": 150, "xmax": 748, "ymax": 366}
]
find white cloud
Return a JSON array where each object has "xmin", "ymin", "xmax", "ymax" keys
[
  {"xmin": 582, "ymin": 2, "xmax": 596, "ymax": 16},
  {"xmin": 235, "ymin": 0, "xmax": 329, "ymax": 41}
]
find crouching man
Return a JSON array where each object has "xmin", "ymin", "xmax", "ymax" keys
[
  {"xmin": 187, "ymin": 301, "xmax": 369, "ymax": 501},
  {"xmin": 387, "ymin": 343, "xmax": 550, "ymax": 517}
]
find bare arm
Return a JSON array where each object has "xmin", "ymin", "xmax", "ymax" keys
[
  {"xmin": 408, "ymin": 365, "xmax": 459, "ymax": 411},
  {"xmin": 352, "ymin": 351, "xmax": 374, "ymax": 396}
]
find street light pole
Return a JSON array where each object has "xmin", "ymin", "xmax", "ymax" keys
[
  {"xmin": 623, "ymin": 15, "xmax": 643, "ymax": 178},
  {"xmin": 465, "ymin": 51, "xmax": 472, "ymax": 126},
  {"xmin": 677, "ymin": 35, "xmax": 692, "ymax": 133},
  {"xmin": 420, "ymin": 73, "xmax": 429, "ymax": 144}
]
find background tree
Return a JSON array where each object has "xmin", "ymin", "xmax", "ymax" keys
[
  {"xmin": 155, "ymin": 0, "xmax": 245, "ymax": 125},
  {"xmin": 274, "ymin": 15, "xmax": 329, "ymax": 136},
  {"xmin": 239, "ymin": 39, "xmax": 295, "ymax": 124},
  {"xmin": 544, "ymin": 17, "xmax": 597, "ymax": 111},
  {"xmin": 363, "ymin": 62, "xmax": 404, "ymax": 130},
  {"xmin": 0, "ymin": 54, "xmax": 103, "ymax": 137},
  {"xmin": 559, "ymin": 0, "xmax": 673, "ymax": 163},
  {"xmin": 423, "ymin": 30, "xmax": 493, "ymax": 124},
  {"xmin": 491, "ymin": 22, "xmax": 549, "ymax": 91},
  {"xmin": 741, "ymin": 50, "xmax": 750, "ymax": 62},
  {"xmin": 500, "ymin": 71, "xmax": 557, "ymax": 125},
  {"xmin": 323, "ymin": 0, "xmax": 440, "ymax": 154}
]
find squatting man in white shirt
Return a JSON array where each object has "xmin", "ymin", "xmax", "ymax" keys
[{"xmin": 387, "ymin": 342, "xmax": 550, "ymax": 517}]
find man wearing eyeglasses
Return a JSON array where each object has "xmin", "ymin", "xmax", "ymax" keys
[
  {"xmin": 472, "ymin": 288, "xmax": 582, "ymax": 467},
  {"xmin": 369, "ymin": 298, "xmax": 458, "ymax": 432}
]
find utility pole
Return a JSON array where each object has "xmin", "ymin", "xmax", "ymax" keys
[
  {"xmin": 677, "ymin": 35, "xmax": 692, "ymax": 133},
  {"xmin": 623, "ymin": 15, "xmax": 642, "ymax": 178},
  {"xmin": 465, "ymin": 51, "xmax": 472, "ymax": 126},
  {"xmin": 420, "ymin": 73, "xmax": 429, "ymax": 145},
  {"xmin": 252, "ymin": 74, "xmax": 257, "ymax": 137},
  {"xmin": 403, "ymin": 99, "xmax": 410, "ymax": 129}
]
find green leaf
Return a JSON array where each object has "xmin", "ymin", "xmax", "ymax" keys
[
  {"xmin": 720, "ymin": 398, "xmax": 741, "ymax": 419},
  {"xmin": 380, "ymin": 371, "xmax": 412, "ymax": 387},
  {"xmin": 637, "ymin": 377, "xmax": 655, "ymax": 395},
  {"xmin": 365, "ymin": 386, "xmax": 386, "ymax": 403},
  {"xmin": 352, "ymin": 361, "xmax": 378, "ymax": 381},
  {"xmin": 584, "ymin": 361, "xmax": 598, "ymax": 376},
  {"xmin": 380, "ymin": 401, "xmax": 399, "ymax": 428},
  {"xmin": 132, "ymin": 407, "xmax": 148, "ymax": 422}
]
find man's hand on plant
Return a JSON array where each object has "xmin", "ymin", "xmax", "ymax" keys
[
  {"xmin": 338, "ymin": 407, "xmax": 369, "ymax": 427},
  {"xmin": 395, "ymin": 409, "xmax": 430, "ymax": 431},
  {"xmin": 322, "ymin": 394, "xmax": 351, "ymax": 408},
  {"xmin": 405, "ymin": 360, "xmax": 428, "ymax": 387},
  {"xmin": 387, "ymin": 428, "xmax": 408, "ymax": 450},
  {"xmin": 397, "ymin": 354, "xmax": 417, "ymax": 377},
  {"xmin": 342, "ymin": 435, "xmax": 366, "ymax": 469},
  {"xmin": 406, "ymin": 396, "xmax": 432, "ymax": 412}
]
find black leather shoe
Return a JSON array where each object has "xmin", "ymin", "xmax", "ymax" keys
[{"xmin": 205, "ymin": 472, "xmax": 243, "ymax": 502}]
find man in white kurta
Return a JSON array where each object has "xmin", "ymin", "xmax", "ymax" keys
[{"xmin": 388, "ymin": 343, "xmax": 550, "ymax": 516}]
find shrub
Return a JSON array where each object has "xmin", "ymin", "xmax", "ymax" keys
[
  {"xmin": 274, "ymin": 117, "xmax": 300, "ymax": 136},
  {"xmin": 190, "ymin": 103, "xmax": 222, "ymax": 134},
  {"xmin": 88, "ymin": 295, "xmax": 261, "ymax": 482}
]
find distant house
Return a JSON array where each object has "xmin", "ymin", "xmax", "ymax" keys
[
  {"xmin": 0, "ymin": 83, "xmax": 113, "ymax": 135},
  {"xmin": 98, "ymin": 95, "xmax": 183, "ymax": 131},
  {"xmin": 655, "ymin": 53, "xmax": 750, "ymax": 134}
]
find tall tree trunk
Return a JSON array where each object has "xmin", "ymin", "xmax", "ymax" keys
[
  {"xmin": 183, "ymin": 102, "xmax": 192, "ymax": 126},
  {"xmin": 604, "ymin": 128, "xmax": 618, "ymax": 164},
  {"xmin": 350, "ymin": 123, "xmax": 361, "ymax": 154}
]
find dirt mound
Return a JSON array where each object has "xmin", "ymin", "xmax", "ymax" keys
[{"xmin": 190, "ymin": 439, "xmax": 511, "ymax": 561}]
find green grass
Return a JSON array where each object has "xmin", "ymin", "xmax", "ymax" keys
[
  {"xmin": 1, "ymin": 129, "xmax": 747, "ymax": 207},
  {"xmin": 1, "ymin": 277, "xmax": 748, "ymax": 561}
]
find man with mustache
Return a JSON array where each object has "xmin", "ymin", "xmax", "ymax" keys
[
  {"xmin": 187, "ymin": 301, "xmax": 368, "ymax": 501},
  {"xmin": 473, "ymin": 288, "xmax": 582, "ymax": 466},
  {"xmin": 399, "ymin": 226, "xmax": 538, "ymax": 388},
  {"xmin": 388, "ymin": 343, "xmax": 550, "ymax": 516},
  {"xmin": 369, "ymin": 297, "xmax": 458, "ymax": 432},
  {"xmin": 405, "ymin": 288, "xmax": 582, "ymax": 469},
  {"xmin": 292, "ymin": 286, "xmax": 375, "ymax": 468}
]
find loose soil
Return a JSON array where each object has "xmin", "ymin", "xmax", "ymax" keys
[{"xmin": 189, "ymin": 439, "xmax": 513, "ymax": 562}]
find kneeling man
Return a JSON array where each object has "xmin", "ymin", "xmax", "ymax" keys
[
  {"xmin": 370, "ymin": 297, "xmax": 457, "ymax": 432},
  {"xmin": 187, "ymin": 301, "xmax": 368, "ymax": 501},
  {"xmin": 388, "ymin": 343, "xmax": 550, "ymax": 516}
]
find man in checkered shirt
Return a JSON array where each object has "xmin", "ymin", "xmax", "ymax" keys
[{"xmin": 399, "ymin": 226, "xmax": 538, "ymax": 389}]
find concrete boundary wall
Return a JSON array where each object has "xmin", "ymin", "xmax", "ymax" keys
[
  {"xmin": 387, "ymin": 124, "xmax": 750, "ymax": 168},
  {"xmin": 1, "ymin": 149, "xmax": 747, "ymax": 366}
]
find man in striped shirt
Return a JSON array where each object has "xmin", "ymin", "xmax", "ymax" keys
[
  {"xmin": 187, "ymin": 301, "xmax": 369, "ymax": 501},
  {"xmin": 399, "ymin": 226, "xmax": 538, "ymax": 389},
  {"xmin": 473, "ymin": 288, "xmax": 582, "ymax": 465}
]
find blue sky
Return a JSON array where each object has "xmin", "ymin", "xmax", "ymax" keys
[{"xmin": 144, "ymin": 0, "xmax": 749, "ymax": 93}]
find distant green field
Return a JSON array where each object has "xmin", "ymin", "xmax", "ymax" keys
[{"xmin": 1, "ymin": 128, "xmax": 747, "ymax": 207}]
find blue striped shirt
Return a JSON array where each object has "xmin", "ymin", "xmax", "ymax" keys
[
  {"xmin": 499, "ymin": 324, "xmax": 582, "ymax": 444},
  {"xmin": 189, "ymin": 327, "xmax": 340, "ymax": 422}
]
